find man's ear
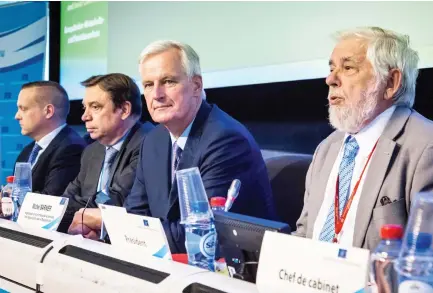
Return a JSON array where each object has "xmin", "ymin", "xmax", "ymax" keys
[
  {"xmin": 45, "ymin": 104, "xmax": 55, "ymax": 119},
  {"xmin": 120, "ymin": 101, "xmax": 132, "ymax": 120},
  {"xmin": 192, "ymin": 75, "xmax": 203, "ymax": 98},
  {"xmin": 385, "ymin": 68, "xmax": 402, "ymax": 101}
]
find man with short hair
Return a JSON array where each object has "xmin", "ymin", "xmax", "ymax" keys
[
  {"xmin": 63, "ymin": 73, "xmax": 154, "ymax": 236},
  {"xmin": 294, "ymin": 27, "xmax": 433, "ymax": 250},
  {"xmin": 15, "ymin": 81, "xmax": 86, "ymax": 196},
  {"xmin": 126, "ymin": 40, "xmax": 276, "ymax": 253}
]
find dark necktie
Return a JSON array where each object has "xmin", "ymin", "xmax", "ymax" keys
[
  {"xmin": 28, "ymin": 143, "xmax": 42, "ymax": 167},
  {"xmin": 172, "ymin": 142, "xmax": 183, "ymax": 182}
]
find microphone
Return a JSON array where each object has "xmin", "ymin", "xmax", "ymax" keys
[{"xmin": 224, "ymin": 179, "xmax": 241, "ymax": 212}]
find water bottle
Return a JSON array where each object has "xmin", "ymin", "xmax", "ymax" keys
[
  {"xmin": 396, "ymin": 233, "xmax": 433, "ymax": 292},
  {"xmin": 210, "ymin": 196, "xmax": 231, "ymax": 275},
  {"xmin": 210, "ymin": 197, "xmax": 226, "ymax": 212},
  {"xmin": 177, "ymin": 167, "xmax": 217, "ymax": 272},
  {"xmin": 184, "ymin": 211, "xmax": 217, "ymax": 271},
  {"xmin": 1, "ymin": 176, "xmax": 15, "ymax": 219},
  {"xmin": 395, "ymin": 192, "xmax": 433, "ymax": 293},
  {"xmin": 11, "ymin": 162, "xmax": 32, "ymax": 222},
  {"xmin": 370, "ymin": 224, "xmax": 403, "ymax": 293},
  {"xmin": 11, "ymin": 184, "xmax": 31, "ymax": 222}
]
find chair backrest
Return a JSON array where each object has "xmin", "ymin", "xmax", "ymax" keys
[{"xmin": 265, "ymin": 153, "xmax": 312, "ymax": 230}]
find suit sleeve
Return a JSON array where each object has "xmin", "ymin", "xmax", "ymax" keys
[
  {"xmin": 161, "ymin": 131, "xmax": 255, "ymax": 254},
  {"xmin": 124, "ymin": 141, "xmax": 151, "ymax": 215},
  {"xmin": 60, "ymin": 149, "xmax": 89, "ymax": 232},
  {"xmin": 410, "ymin": 143, "xmax": 433, "ymax": 202},
  {"xmin": 37, "ymin": 143, "xmax": 84, "ymax": 196},
  {"xmin": 292, "ymin": 143, "xmax": 320, "ymax": 238}
]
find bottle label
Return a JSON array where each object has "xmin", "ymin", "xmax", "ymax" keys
[
  {"xmin": 399, "ymin": 280, "xmax": 433, "ymax": 293},
  {"xmin": 1, "ymin": 197, "xmax": 14, "ymax": 217},
  {"xmin": 199, "ymin": 231, "xmax": 216, "ymax": 258}
]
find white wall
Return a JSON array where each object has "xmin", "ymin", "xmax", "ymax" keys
[{"xmin": 107, "ymin": 2, "xmax": 433, "ymax": 88}]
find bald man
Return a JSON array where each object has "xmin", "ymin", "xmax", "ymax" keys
[{"xmin": 15, "ymin": 81, "xmax": 86, "ymax": 196}]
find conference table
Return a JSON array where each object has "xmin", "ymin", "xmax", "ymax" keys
[{"xmin": 0, "ymin": 219, "xmax": 259, "ymax": 293}]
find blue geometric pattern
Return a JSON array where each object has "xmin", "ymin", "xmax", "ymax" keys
[
  {"xmin": 319, "ymin": 136, "xmax": 359, "ymax": 242},
  {"xmin": 0, "ymin": 2, "xmax": 47, "ymax": 184}
]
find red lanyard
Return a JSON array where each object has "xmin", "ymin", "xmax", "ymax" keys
[{"xmin": 333, "ymin": 140, "xmax": 379, "ymax": 243}]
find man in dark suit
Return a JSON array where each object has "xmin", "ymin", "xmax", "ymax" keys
[
  {"xmin": 124, "ymin": 41, "xmax": 276, "ymax": 253},
  {"xmin": 15, "ymin": 81, "xmax": 86, "ymax": 196},
  {"xmin": 63, "ymin": 73, "xmax": 154, "ymax": 236}
]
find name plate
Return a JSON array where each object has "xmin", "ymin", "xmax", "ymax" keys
[
  {"xmin": 99, "ymin": 205, "xmax": 172, "ymax": 260},
  {"xmin": 17, "ymin": 193, "xmax": 69, "ymax": 231},
  {"xmin": 256, "ymin": 231, "xmax": 369, "ymax": 293}
]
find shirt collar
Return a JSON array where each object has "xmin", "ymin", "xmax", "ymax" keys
[
  {"xmin": 106, "ymin": 129, "xmax": 130, "ymax": 152},
  {"xmin": 344, "ymin": 105, "xmax": 396, "ymax": 156},
  {"xmin": 36, "ymin": 124, "xmax": 66, "ymax": 150},
  {"xmin": 169, "ymin": 118, "xmax": 195, "ymax": 150}
]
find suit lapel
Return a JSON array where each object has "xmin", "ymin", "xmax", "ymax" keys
[
  {"xmin": 167, "ymin": 101, "xmax": 212, "ymax": 213},
  {"xmin": 307, "ymin": 138, "xmax": 342, "ymax": 236},
  {"xmin": 156, "ymin": 130, "xmax": 171, "ymax": 205},
  {"xmin": 353, "ymin": 106, "xmax": 411, "ymax": 247},
  {"xmin": 108, "ymin": 123, "xmax": 140, "ymax": 187},
  {"xmin": 32, "ymin": 126, "xmax": 69, "ymax": 176},
  {"xmin": 89, "ymin": 143, "xmax": 105, "ymax": 194}
]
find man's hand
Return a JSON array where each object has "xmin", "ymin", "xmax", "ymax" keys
[
  {"xmin": 67, "ymin": 208, "xmax": 103, "ymax": 239},
  {"xmin": 77, "ymin": 208, "xmax": 103, "ymax": 230}
]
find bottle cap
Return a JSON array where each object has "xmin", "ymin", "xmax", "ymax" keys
[
  {"xmin": 381, "ymin": 224, "xmax": 404, "ymax": 240},
  {"xmin": 210, "ymin": 196, "xmax": 226, "ymax": 207},
  {"xmin": 6, "ymin": 176, "xmax": 15, "ymax": 184}
]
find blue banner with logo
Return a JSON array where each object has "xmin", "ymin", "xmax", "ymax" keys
[{"xmin": 0, "ymin": 2, "xmax": 47, "ymax": 184}]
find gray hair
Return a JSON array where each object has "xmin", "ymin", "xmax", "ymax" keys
[
  {"xmin": 139, "ymin": 40, "xmax": 206, "ymax": 99},
  {"xmin": 335, "ymin": 27, "xmax": 419, "ymax": 108}
]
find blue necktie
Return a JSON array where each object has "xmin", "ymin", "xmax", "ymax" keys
[
  {"xmin": 96, "ymin": 147, "xmax": 118, "ymax": 203},
  {"xmin": 319, "ymin": 136, "xmax": 359, "ymax": 242},
  {"xmin": 28, "ymin": 143, "xmax": 42, "ymax": 167},
  {"xmin": 172, "ymin": 142, "xmax": 183, "ymax": 182}
]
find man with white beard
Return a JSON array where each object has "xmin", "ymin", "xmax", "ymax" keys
[{"xmin": 293, "ymin": 27, "xmax": 433, "ymax": 250}]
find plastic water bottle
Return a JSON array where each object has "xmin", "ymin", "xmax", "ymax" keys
[
  {"xmin": 11, "ymin": 162, "xmax": 32, "ymax": 221},
  {"xmin": 1, "ymin": 176, "xmax": 15, "ymax": 219},
  {"xmin": 177, "ymin": 167, "xmax": 217, "ymax": 272},
  {"xmin": 370, "ymin": 224, "xmax": 403, "ymax": 293},
  {"xmin": 183, "ymin": 201, "xmax": 217, "ymax": 271},
  {"xmin": 210, "ymin": 196, "xmax": 230, "ymax": 275},
  {"xmin": 210, "ymin": 197, "xmax": 226, "ymax": 212},
  {"xmin": 11, "ymin": 179, "xmax": 31, "ymax": 222},
  {"xmin": 396, "ymin": 232, "xmax": 433, "ymax": 292},
  {"xmin": 394, "ymin": 192, "xmax": 433, "ymax": 292}
]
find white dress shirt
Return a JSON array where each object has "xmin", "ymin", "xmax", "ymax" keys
[
  {"xmin": 312, "ymin": 106, "xmax": 396, "ymax": 246},
  {"xmin": 32, "ymin": 124, "xmax": 66, "ymax": 169}
]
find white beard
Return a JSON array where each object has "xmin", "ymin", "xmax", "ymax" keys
[{"xmin": 328, "ymin": 83, "xmax": 382, "ymax": 134}]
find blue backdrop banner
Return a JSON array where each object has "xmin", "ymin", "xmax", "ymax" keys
[{"xmin": 0, "ymin": 2, "xmax": 48, "ymax": 184}]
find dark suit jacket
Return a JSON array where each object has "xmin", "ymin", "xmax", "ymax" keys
[
  {"xmin": 125, "ymin": 101, "xmax": 276, "ymax": 253},
  {"xmin": 15, "ymin": 125, "xmax": 86, "ymax": 196},
  {"xmin": 59, "ymin": 122, "xmax": 154, "ymax": 232}
]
